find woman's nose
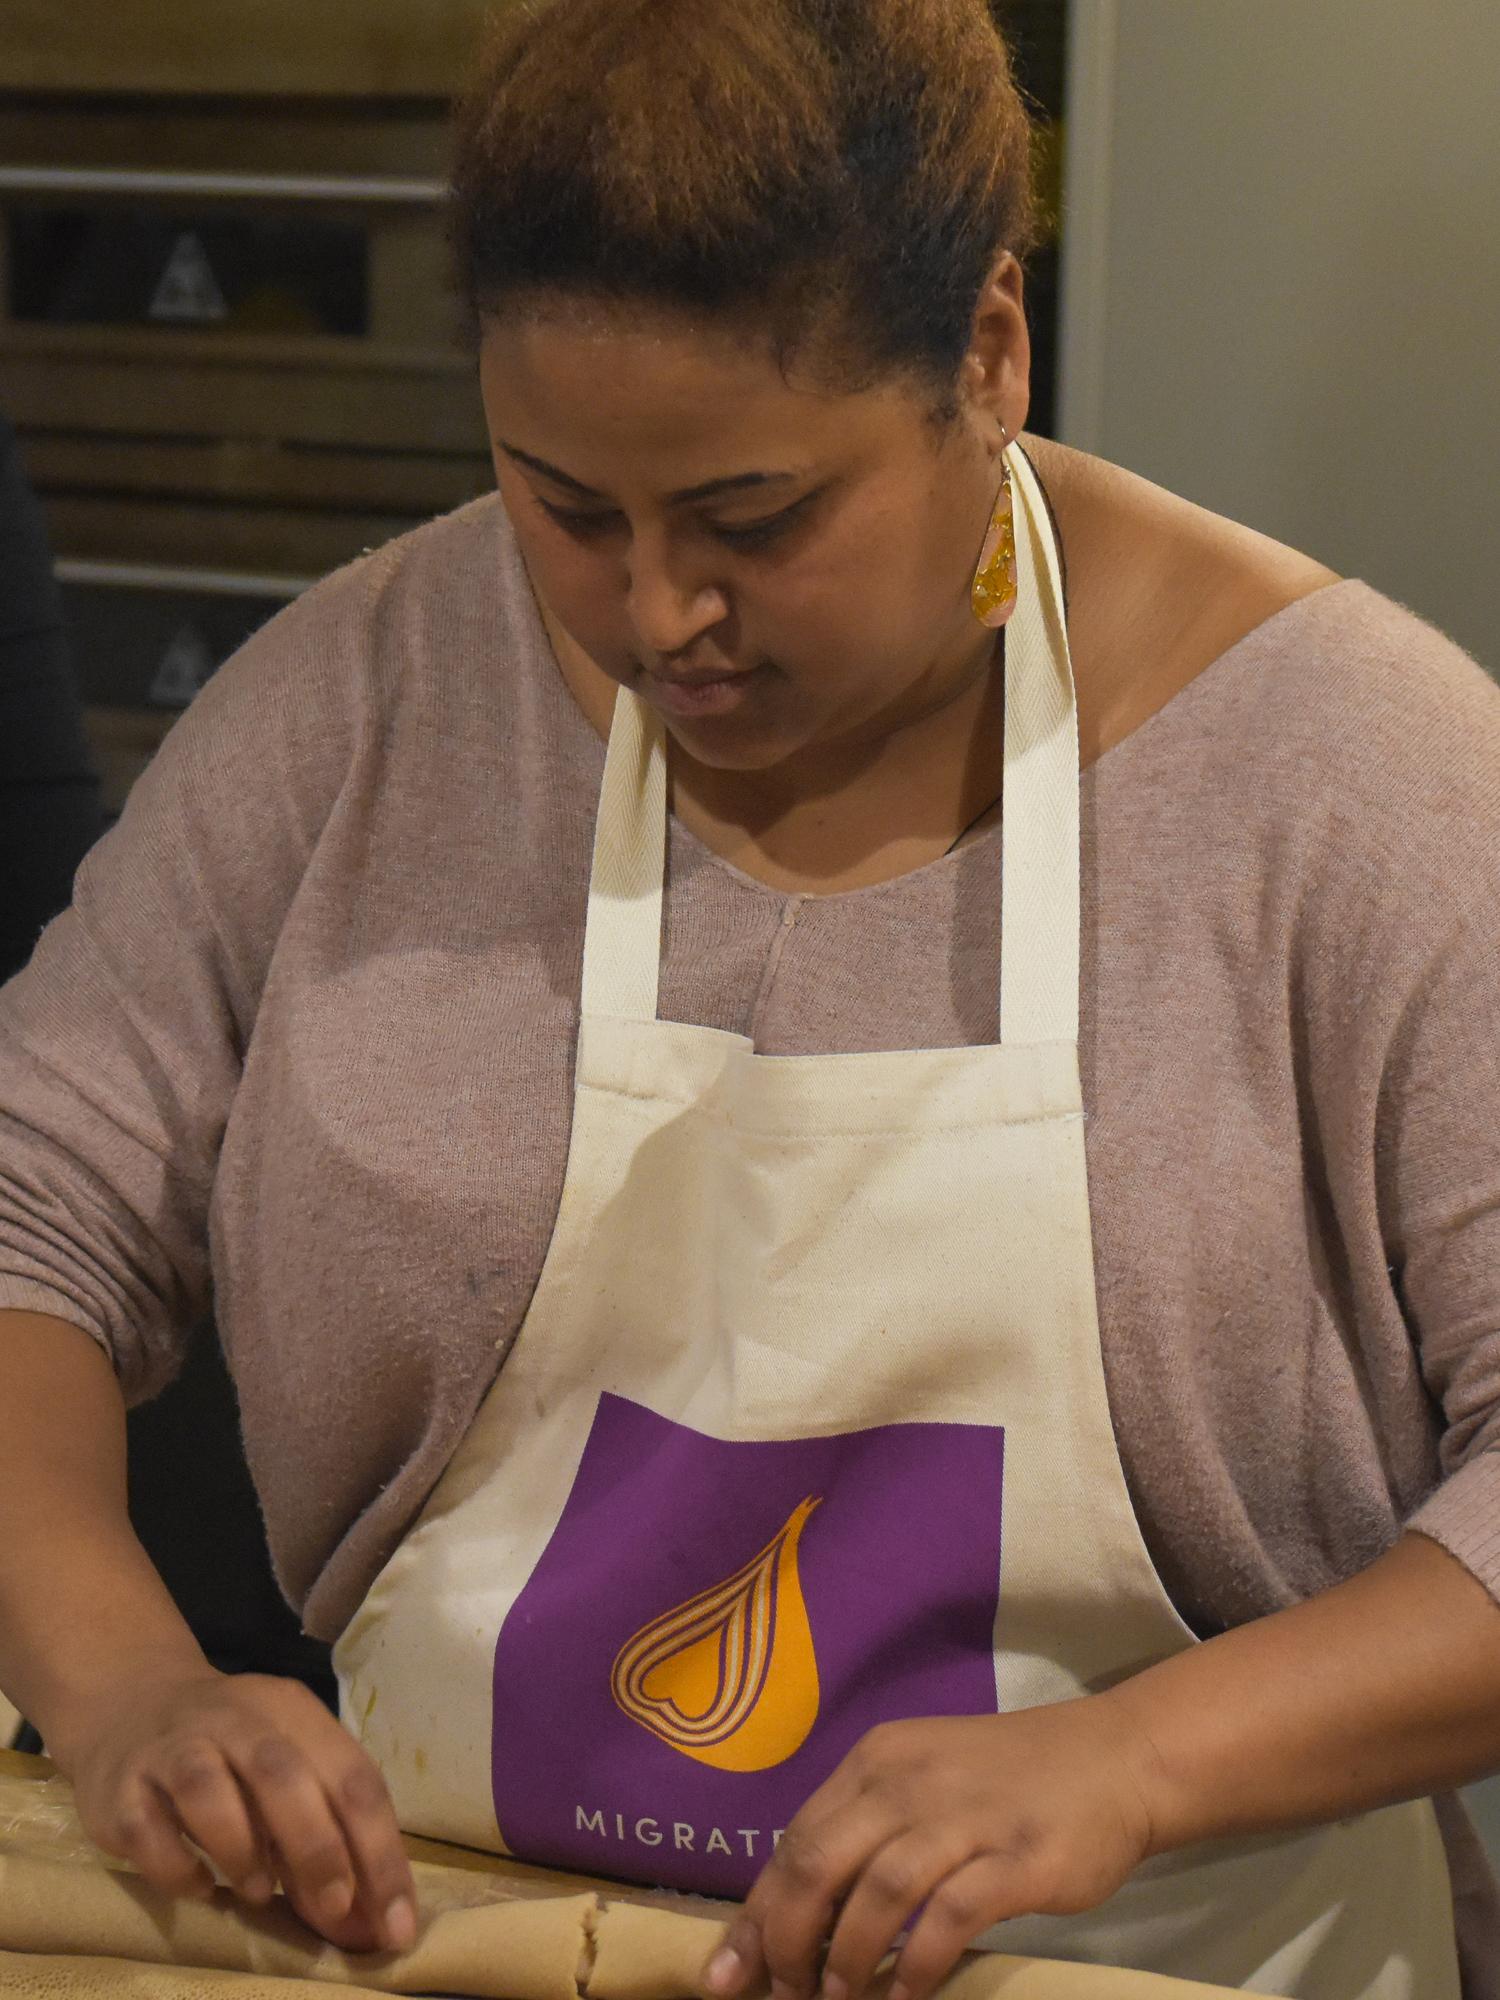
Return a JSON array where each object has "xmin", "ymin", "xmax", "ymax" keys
[{"xmin": 626, "ymin": 547, "xmax": 729, "ymax": 657}]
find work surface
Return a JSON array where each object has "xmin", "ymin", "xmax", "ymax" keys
[{"xmin": 0, "ymin": 1750, "xmax": 1236, "ymax": 1998}]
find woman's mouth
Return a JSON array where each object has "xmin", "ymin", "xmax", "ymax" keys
[{"xmin": 641, "ymin": 664, "xmax": 763, "ymax": 719}]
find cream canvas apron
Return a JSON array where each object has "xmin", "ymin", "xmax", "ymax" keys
[{"xmin": 334, "ymin": 449, "xmax": 1459, "ymax": 1999}]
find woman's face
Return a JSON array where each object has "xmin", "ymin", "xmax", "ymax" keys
[{"xmin": 478, "ymin": 280, "xmax": 1027, "ymax": 775}]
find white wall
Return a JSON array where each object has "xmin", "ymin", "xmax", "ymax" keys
[
  {"xmin": 1060, "ymin": 0, "xmax": 1500, "ymax": 673},
  {"xmin": 1059, "ymin": 0, "xmax": 1500, "ymax": 1866}
]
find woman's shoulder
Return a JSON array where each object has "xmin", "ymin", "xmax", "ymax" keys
[
  {"xmin": 177, "ymin": 488, "xmax": 555, "ymax": 777},
  {"xmin": 1171, "ymin": 571, "xmax": 1500, "ymax": 844},
  {"xmin": 1150, "ymin": 577, "xmax": 1500, "ymax": 992},
  {"xmin": 238, "ymin": 489, "xmax": 524, "ymax": 685},
  {"xmin": 1045, "ymin": 441, "xmax": 1498, "ymax": 828},
  {"xmin": 1032, "ymin": 440, "xmax": 1337, "ymax": 769},
  {"xmin": 122, "ymin": 489, "xmax": 555, "ymax": 868}
]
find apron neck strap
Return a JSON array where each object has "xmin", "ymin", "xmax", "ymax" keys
[
  {"xmin": 1000, "ymin": 444, "xmax": 1082, "ymax": 1047},
  {"xmin": 579, "ymin": 442, "xmax": 1081, "ymax": 1047},
  {"xmin": 579, "ymin": 685, "xmax": 668, "ymax": 1023}
]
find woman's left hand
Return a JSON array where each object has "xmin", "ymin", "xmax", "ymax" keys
[{"xmin": 700, "ymin": 1700, "xmax": 1159, "ymax": 2000}]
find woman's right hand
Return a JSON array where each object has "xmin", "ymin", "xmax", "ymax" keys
[{"xmin": 50, "ymin": 1661, "xmax": 419, "ymax": 1954}]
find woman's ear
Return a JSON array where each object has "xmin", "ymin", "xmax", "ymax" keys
[{"xmin": 964, "ymin": 252, "xmax": 1032, "ymax": 454}]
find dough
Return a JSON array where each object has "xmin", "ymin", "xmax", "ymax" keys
[
  {"xmin": 0, "ymin": 1851, "xmax": 595, "ymax": 1998},
  {"xmin": 0, "ymin": 1755, "xmax": 1240, "ymax": 1998},
  {"xmin": 936, "ymin": 1956, "xmax": 1243, "ymax": 1998},
  {"xmin": 0, "ymin": 1952, "xmax": 394, "ymax": 1997},
  {"xmin": 588, "ymin": 1899, "xmax": 725, "ymax": 2000},
  {"xmin": 585, "ymin": 1901, "xmax": 1239, "ymax": 2000}
]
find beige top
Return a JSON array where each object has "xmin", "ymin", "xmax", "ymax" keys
[{"xmin": 1, "ymin": 494, "xmax": 1498, "ymax": 1982}]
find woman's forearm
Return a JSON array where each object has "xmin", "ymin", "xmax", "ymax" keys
[
  {"xmin": 0, "ymin": 1309, "xmax": 206, "ymax": 1755},
  {"xmin": 0, "ymin": 1311, "xmax": 419, "ymax": 1950},
  {"xmin": 1107, "ymin": 1530, "xmax": 1500, "ymax": 1856}
]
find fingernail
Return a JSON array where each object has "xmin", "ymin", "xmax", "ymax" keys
[
  {"xmin": 243, "ymin": 1873, "xmax": 274, "ymax": 1903},
  {"xmin": 706, "ymin": 1948, "xmax": 743, "ymax": 1994},
  {"xmin": 823, "ymin": 1978, "xmax": 848, "ymax": 2000},
  {"xmin": 383, "ymin": 1896, "xmax": 418, "ymax": 1953},
  {"xmin": 317, "ymin": 1880, "xmax": 354, "ymax": 1924},
  {"xmin": 890, "ymin": 1985, "xmax": 912, "ymax": 2000}
]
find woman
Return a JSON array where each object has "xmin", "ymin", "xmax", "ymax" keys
[{"xmin": 0, "ymin": 2, "xmax": 1497, "ymax": 1995}]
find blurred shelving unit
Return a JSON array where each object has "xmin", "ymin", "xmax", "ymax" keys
[
  {"xmin": 0, "ymin": 0, "xmax": 498, "ymax": 813},
  {"xmin": 0, "ymin": 1, "xmax": 1071, "ymax": 815}
]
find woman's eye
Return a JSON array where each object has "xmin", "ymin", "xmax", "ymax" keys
[
  {"xmin": 716, "ymin": 508, "xmax": 800, "ymax": 548},
  {"xmin": 715, "ymin": 507, "xmax": 806, "ymax": 550},
  {"xmin": 538, "ymin": 499, "xmax": 619, "ymax": 536},
  {"xmin": 536, "ymin": 493, "xmax": 815, "ymax": 549}
]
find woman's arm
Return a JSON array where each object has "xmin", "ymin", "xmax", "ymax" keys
[
  {"xmin": 704, "ymin": 1531, "xmax": 1500, "ymax": 2000},
  {"xmin": 0, "ymin": 561, "xmax": 411, "ymax": 1945},
  {"xmin": 0, "ymin": 1306, "xmax": 418, "ymax": 1953},
  {"xmin": 0, "ymin": 1309, "xmax": 205, "ymax": 1740},
  {"xmin": 1115, "ymin": 1530, "xmax": 1500, "ymax": 1850}
]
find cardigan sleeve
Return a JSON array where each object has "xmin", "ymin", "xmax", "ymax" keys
[
  {"xmin": 0, "ymin": 557, "xmax": 372, "ymax": 1402},
  {"xmin": 1386, "ymin": 904, "xmax": 1500, "ymax": 1589},
  {"xmin": 1336, "ymin": 619, "xmax": 1500, "ymax": 1598}
]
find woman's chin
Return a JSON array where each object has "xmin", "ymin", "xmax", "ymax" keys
[{"xmin": 653, "ymin": 693, "xmax": 810, "ymax": 774}]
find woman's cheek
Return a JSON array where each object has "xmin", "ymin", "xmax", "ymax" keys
[{"xmin": 520, "ymin": 538, "xmax": 626, "ymax": 661}]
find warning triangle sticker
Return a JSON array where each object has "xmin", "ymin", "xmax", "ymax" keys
[
  {"xmin": 149, "ymin": 625, "xmax": 216, "ymax": 708},
  {"xmin": 149, "ymin": 232, "xmax": 230, "ymax": 325}
]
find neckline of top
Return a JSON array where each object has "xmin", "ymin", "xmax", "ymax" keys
[{"xmin": 505, "ymin": 498, "xmax": 1363, "ymax": 909}]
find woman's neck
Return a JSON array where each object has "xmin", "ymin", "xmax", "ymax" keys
[
  {"xmin": 532, "ymin": 436, "xmax": 1331, "ymax": 898},
  {"xmin": 669, "ymin": 645, "xmax": 1010, "ymax": 895}
]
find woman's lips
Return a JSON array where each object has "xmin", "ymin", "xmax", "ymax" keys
[{"xmin": 642, "ymin": 664, "xmax": 762, "ymax": 719}]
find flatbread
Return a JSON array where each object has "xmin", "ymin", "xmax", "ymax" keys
[
  {"xmin": 0, "ymin": 1849, "xmax": 597, "ymax": 1999},
  {"xmin": 0, "ymin": 1754, "xmax": 1240, "ymax": 1998},
  {"xmin": 0, "ymin": 1951, "xmax": 395, "ymax": 1997},
  {"xmin": 587, "ymin": 1900, "xmax": 1238, "ymax": 2000}
]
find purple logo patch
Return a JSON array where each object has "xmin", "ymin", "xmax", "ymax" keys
[{"xmin": 491, "ymin": 1394, "xmax": 1004, "ymax": 1896}]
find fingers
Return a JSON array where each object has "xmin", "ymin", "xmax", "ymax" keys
[
  {"xmin": 738, "ymin": 1804, "xmax": 897, "ymax": 2000},
  {"xmin": 889, "ymin": 1857, "xmax": 1011, "ymax": 2000},
  {"xmin": 746, "ymin": 1835, "xmax": 1022, "ymax": 2000},
  {"xmin": 154, "ymin": 1743, "xmax": 274, "ymax": 1903},
  {"xmin": 74, "ymin": 1674, "xmax": 415, "ymax": 1953},
  {"xmin": 707, "ymin": 1710, "xmax": 1153, "ymax": 2000},
  {"xmin": 704, "ymin": 1913, "xmax": 769, "ymax": 2000},
  {"xmin": 99, "ymin": 1773, "xmax": 217, "ymax": 1901},
  {"xmin": 708, "ymin": 1752, "xmax": 880, "ymax": 2000},
  {"xmin": 224, "ymin": 1728, "xmax": 363, "ymax": 1934},
  {"xmin": 219, "ymin": 1702, "xmax": 417, "ymax": 1952},
  {"xmin": 322, "ymin": 1748, "xmax": 419, "ymax": 1952},
  {"xmin": 821, "ymin": 1832, "xmax": 974, "ymax": 2000}
]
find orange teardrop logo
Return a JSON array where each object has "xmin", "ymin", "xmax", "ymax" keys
[{"xmin": 611, "ymin": 1498, "xmax": 822, "ymax": 1772}]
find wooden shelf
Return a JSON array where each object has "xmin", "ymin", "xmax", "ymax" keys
[
  {"xmin": 23, "ymin": 433, "xmax": 490, "ymax": 517},
  {"xmin": 45, "ymin": 493, "xmax": 424, "ymax": 577},
  {"xmin": 0, "ymin": 340, "xmax": 485, "ymax": 456},
  {"xmin": 0, "ymin": 0, "xmax": 504, "ymax": 99},
  {"xmin": 0, "ymin": 104, "xmax": 451, "ymax": 182}
]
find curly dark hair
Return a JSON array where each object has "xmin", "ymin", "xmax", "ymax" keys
[{"xmin": 450, "ymin": 0, "xmax": 1038, "ymax": 417}]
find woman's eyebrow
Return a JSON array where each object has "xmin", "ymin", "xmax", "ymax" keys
[{"xmin": 496, "ymin": 442, "xmax": 804, "ymax": 506}]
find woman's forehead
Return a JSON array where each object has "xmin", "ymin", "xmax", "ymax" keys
[
  {"xmin": 483, "ymin": 300, "xmax": 833, "ymax": 403},
  {"xmin": 479, "ymin": 306, "xmax": 930, "ymax": 483}
]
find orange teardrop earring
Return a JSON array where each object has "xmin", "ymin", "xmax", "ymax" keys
[{"xmin": 971, "ymin": 443, "xmax": 1018, "ymax": 630}]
